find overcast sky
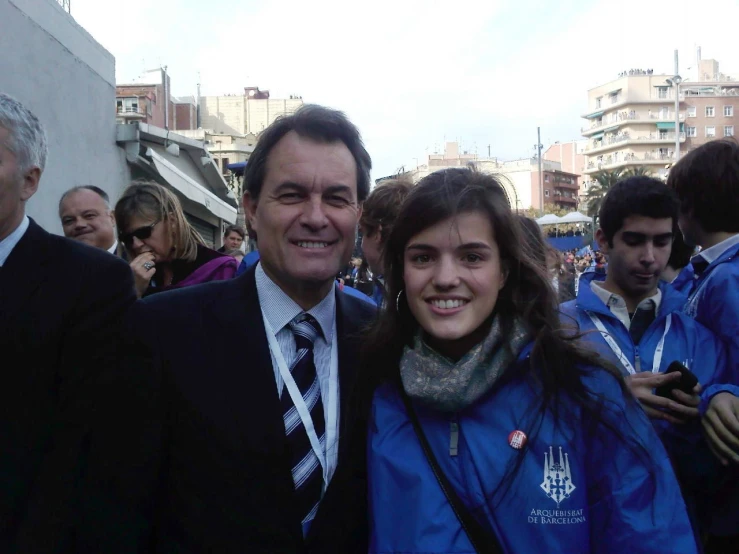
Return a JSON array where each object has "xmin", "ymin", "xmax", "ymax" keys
[{"xmin": 72, "ymin": 0, "xmax": 739, "ymax": 181}]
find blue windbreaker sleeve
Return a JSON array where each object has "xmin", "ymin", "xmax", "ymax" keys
[
  {"xmin": 584, "ymin": 374, "xmax": 698, "ymax": 554},
  {"xmin": 699, "ymin": 270, "xmax": 739, "ymax": 383},
  {"xmin": 700, "ymin": 384, "xmax": 739, "ymax": 416}
]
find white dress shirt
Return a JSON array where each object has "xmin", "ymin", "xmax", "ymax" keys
[
  {"xmin": 0, "ymin": 215, "xmax": 29, "ymax": 267},
  {"xmin": 107, "ymin": 240, "xmax": 119, "ymax": 255},
  {"xmin": 693, "ymin": 233, "xmax": 739, "ymax": 265},
  {"xmin": 591, "ymin": 280, "xmax": 662, "ymax": 330},
  {"xmin": 255, "ymin": 263, "xmax": 340, "ymax": 485}
]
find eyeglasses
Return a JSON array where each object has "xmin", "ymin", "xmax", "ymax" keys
[{"xmin": 119, "ymin": 220, "xmax": 159, "ymax": 247}]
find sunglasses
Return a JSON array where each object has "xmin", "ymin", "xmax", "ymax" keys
[{"xmin": 119, "ymin": 220, "xmax": 159, "ymax": 247}]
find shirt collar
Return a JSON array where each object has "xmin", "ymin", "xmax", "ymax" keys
[
  {"xmin": 255, "ymin": 262, "xmax": 335, "ymax": 342},
  {"xmin": 591, "ymin": 280, "xmax": 662, "ymax": 314},
  {"xmin": 107, "ymin": 240, "xmax": 119, "ymax": 255},
  {"xmin": 0, "ymin": 215, "xmax": 30, "ymax": 267},
  {"xmin": 693, "ymin": 233, "xmax": 739, "ymax": 265}
]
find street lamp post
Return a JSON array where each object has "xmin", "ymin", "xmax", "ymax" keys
[
  {"xmin": 535, "ymin": 127, "xmax": 544, "ymax": 216},
  {"xmin": 666, "ymin": 50, "xmax": 682, "ymax": 163}
]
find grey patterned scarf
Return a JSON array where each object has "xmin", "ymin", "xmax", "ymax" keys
[{"xmin": 400, "ymin": 316, "xmax": 531, "ymax": 412}]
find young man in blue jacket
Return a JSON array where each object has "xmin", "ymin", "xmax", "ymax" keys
[
  {"xmin": 668, "ymin": 139, "xmax": 739, "ymax": 551},
  {"xmin": 560, "ymin": 177, "xmax": 728, "ymax": 541}
]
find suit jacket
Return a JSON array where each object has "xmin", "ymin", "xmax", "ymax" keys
[
  {"xmin": 0, "ymin": 218, "xmax": 136, "ymax": 553},
  {"xmin": 113, "ymin": 267, "xmax": 376, "ymax": 553}
]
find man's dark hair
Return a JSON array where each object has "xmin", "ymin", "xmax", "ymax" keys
[
  {"xmin": 59, "ymin": 185, "xmax": 110, "ymax": 213},
  {"xmin": 667, "ymin": 139, "xmax": 739, "ymax": 233},
  {"xmin": 667, "ymin": 226, "xmax": 695, "ymax": 271},
  {"xmin": 223, "ymin": 224, "xmax": 245, "ymax": 240},
  {"xmin": 598, "ymin": 176, "xmax": 679, "ymax": 246},
  {"xmin": 359, "ymin": 179, "xmax": 413, "ymax": 243},
  {"xmin": 243, "ymin": 104, "xmax": 372, "ymax": 202}
]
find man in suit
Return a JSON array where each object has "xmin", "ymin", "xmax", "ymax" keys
[
  {"xmin": 122, "ymin": 104, "xmax": 376, "ymax": 552},
  {"xmin": 0, "ymin": 94, "xmax": 136, "ymax": 551},
  {"xmin": 59, "ymin": 185, "xmax": 127, "ymax": 258}
]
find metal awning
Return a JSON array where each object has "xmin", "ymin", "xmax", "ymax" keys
[
  {"xmin": 602, "ymin": 125, "xmax": 620, "ymax": 133},
  {"xmin": 656, "ymin": 122, "xmax": 685, "ymax": 130},
  {"xmin": 585, "ymin": 111, "xmax": 604, "ymax": 120},
  {"xmin": 591, "ymin": 132, "xmax": 604, "ymax": 140},
  {"xmin": 148, "ymin": 148, "xmax": 237, "ymax": 223}
]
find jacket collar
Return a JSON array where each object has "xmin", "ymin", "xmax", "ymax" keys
[{"xmin": 575, "ymin": 271, "xmax": 686, "ymax": 320}]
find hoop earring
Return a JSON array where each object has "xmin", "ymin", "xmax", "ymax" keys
[{"xmin": 396, "ymin": 289, "xmax": 405, "ymax": 312}]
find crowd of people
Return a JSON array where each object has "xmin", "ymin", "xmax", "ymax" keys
[{"xmin": 1, "ymin": 91, "xmax": 738, "ymax": 553}]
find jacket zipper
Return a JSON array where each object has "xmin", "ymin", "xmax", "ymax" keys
[
  {"xmin": 449, "ymin": 414, "xmax": 459, "ymax": 457},
  {"xmin": 634, "ymin": 345, "xmax": 641, "ymax": 372}
]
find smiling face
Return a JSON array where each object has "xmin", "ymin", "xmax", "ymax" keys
[
  {"xmin": 596, "ymin": 215, "xmax": 673, "ymax": 306},
  {"xmin": 60, "ymin": 189, "xmax": 116, "ymax": 250},
  {"xmin": 244, "ymin": 131, "xmax": 361, "ymax": 308},
  {"xmin": 403, "ymin": 211, "xmax": 507, "ymax": 360}
]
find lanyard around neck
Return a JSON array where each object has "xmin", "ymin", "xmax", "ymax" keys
[
  {"xmin": 263, "ymin": 317, "xmax": 329, "ymax": 485},
  {"xmin": 587, "ymin": 312, "xmax": 671, "ymax": 375}
]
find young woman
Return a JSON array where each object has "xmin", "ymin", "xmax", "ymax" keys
[
  {"xmin": 359, "ymin": 168, "xmax": 697, "ymax": 553},
  {"xmin": 115, "ymin": 180, "xmax": 237, "ymax": 297}
]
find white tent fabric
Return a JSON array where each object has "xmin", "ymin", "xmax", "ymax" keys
[
  {"xmin": 558, "ymin": 211, "xmax": 593, "ymax": 224},
  {"xmin": 536, "ymin": 214, "xmax": 562, "ymax": 225}
]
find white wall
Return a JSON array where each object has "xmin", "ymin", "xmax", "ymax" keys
[{"xmin": 0, "ymin": 0, "xmax": 131, "ymax": 234}]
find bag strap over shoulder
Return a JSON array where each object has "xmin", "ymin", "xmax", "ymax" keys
[{"xmin": 399, "ymin": 388, "xmax": 505, "ymax": 554}]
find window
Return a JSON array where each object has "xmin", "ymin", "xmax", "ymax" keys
[
  {"xmin": 222, "ymin": 157, "xmax": 230, "ymax": 172},
  {"xmin": 658, "ymin": 87, "xmax": 669, "ymax": 99},
  {"xmin": 706, "ymin": 106, "xmax": 715, "ymax": 117},
  {"xmin": 544, "ymin": 174, "xmax": 549, "ymax": 182},
  {"xmin": 725, "ymin": 126, "xmax": 734, "ymax": 137},
  {"xmin": 687, "ymin": 106, "xmax": 696, "ymax": 118},
  {"xmin": 724, "ymin": 106, "xmax": 734, "ymax": 117},
  {"xmin": 686, "ymin": 126, "xmax": 697, "ymax": 137},
  {"xmin": 595, "ymin": 97, "xmax": 602, "ymax": 109},
  {"xmin": 706, "ymin": 126, "xmax": 716, "ymax": 138},
  {"xmin": 544, "ymin": 190, "xmax": 550, "ymax": 197}
]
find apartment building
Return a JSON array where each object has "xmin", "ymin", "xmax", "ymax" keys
[
  {"xmin": 581, "ymin": 69, "xmax": 685, "ymax": 181},
  {"xmin": 582, "ymin": 56, "xmax": 739, "ymax": 181},
  {"xmin": 199, "ymin": 87, "xmax": 303, "ymax": 135},
  {"xmin": 680, "ymin": 59, "xmax": 739, "ymax": 147},
  {"xmin": 116, "ymin": 68, "xmax": 176, "ymax": 128}
]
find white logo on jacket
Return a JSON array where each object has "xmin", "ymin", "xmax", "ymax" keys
[{"xmin": 540, "ymin": 446, "xmax": 575, "ymax": 507}]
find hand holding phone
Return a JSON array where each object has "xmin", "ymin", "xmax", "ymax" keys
[{"xmin": 655, "ymin": 361, "xmax": 699, "ymax": 399}]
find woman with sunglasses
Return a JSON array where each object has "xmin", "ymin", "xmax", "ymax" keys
[
  {"xmin": 356, "ymin": 168, "xmax": 697, "ymax": 553},
  {"xmin": 115, "ymin": 180, "xmax": 237, "ymax": 298}
]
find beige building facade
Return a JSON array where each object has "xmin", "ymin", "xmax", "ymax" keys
[
  {"xmin": 582, "ymin": 58, "xmax": 739, "ymax": 182},
  {"xmin": 199, "ymin": 87, "xmax": 303, "ymax": 135},
  {"xmin": 405, "ymin": 142, "xmax": 578, "ymax": 211},
  {"xmin": 581, "ymin": 70, "xmax": 686, "ymax": 181}
]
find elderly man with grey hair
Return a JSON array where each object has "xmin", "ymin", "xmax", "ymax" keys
[{"xmin": 0, "ymin": 93, "xmax": 138, "ymax": 550}]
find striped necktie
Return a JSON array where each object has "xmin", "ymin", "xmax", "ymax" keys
[{"xmin": 282, "ymin": 313, "xmax": 325, "ymax": 531}]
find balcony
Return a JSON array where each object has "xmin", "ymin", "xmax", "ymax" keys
[
  {"xmin": 582, "ymin": 111, "xmax": 685, "ymax": 136},
  {"xmin": 583, "ymin": 150, "xmax": 677, "ymax": 174},
  {"xmin": 581, "ymin": 92, "xmax": 685, "ymax": 121},
  {"xmin": 116, "ymin": 106, "xmax": 146, "ymax": 119},
  {"xmin": 584, "ymin": 132, "xmax": 686, "ymax": 154}
]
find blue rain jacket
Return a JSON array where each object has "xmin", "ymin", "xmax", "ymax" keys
[
  {"xmin": 681, "ymin": 242, "xmax": 739, "ymax": 536},
  {"xmin": 560, "ymin": 273, "xmax": 730, "ymax": 537},
  {"xmin": 367, "ymin": 349, "xmax": 697, "ymax": 554}
]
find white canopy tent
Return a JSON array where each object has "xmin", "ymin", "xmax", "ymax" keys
[
  {"xmin": 535, "ymin": 214, "xmax": 563, "ymax": 225},
  {"xmin": 558, "ymin": 211, "xmax": 593, "ymax": 224}
]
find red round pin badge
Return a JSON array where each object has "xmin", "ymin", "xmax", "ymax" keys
[{"xmin": 508, "ymin": 430, "xmax": 527, "ymax": 450}]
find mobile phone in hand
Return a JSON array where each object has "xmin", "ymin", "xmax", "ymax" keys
[{"xmin": 655, "ymin": 361, "xmax": 699, "ymax": 399}]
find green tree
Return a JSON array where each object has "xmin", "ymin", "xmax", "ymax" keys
[{"xmin": 585, "ymin": 169, "xmax": 623, "ymax": 224}]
